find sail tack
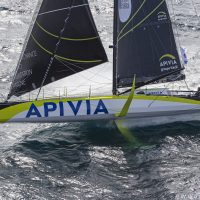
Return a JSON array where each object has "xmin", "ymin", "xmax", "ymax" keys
[
  {"xmin": 115, "ymin": 0, "xmax": 184, "ymax": 89},
  {"xmin": 8, "ymin": 0, "xmax": 107, "ymax": 98}
]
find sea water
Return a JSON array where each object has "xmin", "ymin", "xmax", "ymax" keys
[{"xmin": 0, "ymin": 0, "xmax": 200, "ymax": 199}]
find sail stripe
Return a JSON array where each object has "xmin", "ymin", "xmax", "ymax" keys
[
  {"xmin": 118, "ymin": 0, "xmax": 146, "ymax": 38},
  {"xmin": 36, "ymin": 21, "xmax": 99, "ymax": 41},
  {"xmin": 38, "ymin": 4, "xmax": 89, "ymax": 16},
  {"xmin": 31, "ymin": 34, "xmax": 103, "ymax": 63},
  {"xmin": 118, "ymin": 0, "xmax": 165, "ymax": 41}
]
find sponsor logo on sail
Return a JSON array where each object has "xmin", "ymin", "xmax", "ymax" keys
[
  {"xmin": 160, "ymin": 54, "xmax": 178, "ymax": 72},
  {"xmin": 22, "ymin": 50, "xmax": 37, "ymax": 61},
  {"xmin": 157, "ymin": 11, "xmax": 167, "ymax": 21},
  {"xmin": 15, "ymin": 69, "xmax": 32, "ymax": 80},
  {"xmin": 118, "ymin": 0, "xmax": 132, "ymax": 23}
]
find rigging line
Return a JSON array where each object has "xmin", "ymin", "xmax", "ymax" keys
[
  {"xmin": 57, "ymin": 59, "xmax": 112, "ymax": 94},
  {"xmin": 56, "ymin": 58, "xmax": 112, "ymax": 84},
  {"xmin": 36, "ymin": 0, "xmax": 75, "ymax": 100},
  {"xmin": 31, "ymin": 34, "xmax": 102, "ymax": 63},
  {"xmin": 67, "ymin": 84, "xmax": 111, "ymax": 97},
  {"xmin": 66, "ymin": 85, "xmax": 112, "ymax": 96},
  {"xmin": 92, "ymin": 84, "xmax": 112, "ymax": 91},
  {"xmin": 38, "ymin": 4, "xmax": 89, "ymax": 16},
  {"xmin": 63, "ymin": 60, "xmax": 112, "ymax": 81},
  {"xmin": 56, "ymin": 58, "xmax": 112, "ymax": 81},
  {"xmin": 117, "ymin": 0, "xmax": 146, "ymax": 38},
  {"xmin": 118, "ymin": 0, "xmax": 165, "ymax": 42},
  {"xmin": 50, "ymin": 83, "xmax": 112, "ymax": 89},
  {"xmin": 147, "ymin": 73, "xmax": 183, "ymax": 108},
  {"xmin": 184, "ymin": 79, "xmax": 191, "ymax": 91},
  {"xmin": 36, "ymin": 21, "xmax": 99, "ymax": 41}
]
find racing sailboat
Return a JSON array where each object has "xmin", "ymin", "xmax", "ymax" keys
[{"xmin": 0, "ymin": 0, "xmax": 200, "ymax": 124}]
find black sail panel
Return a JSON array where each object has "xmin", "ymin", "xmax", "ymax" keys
[
  {"xmin": 115, "ymin": 0, "xmax": 184, "ymax": 89},
  {"xmin": 8, "ymin": 0, "xmax": 107, "ymax": 98}
]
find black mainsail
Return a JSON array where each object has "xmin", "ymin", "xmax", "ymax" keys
[
  {"xmin": 113, "ymin": 0, "xmax": 184, "ymax": 93},
  {"xmin": 8, "ymin": 0, "xmax": 107, "ymax": 98}
]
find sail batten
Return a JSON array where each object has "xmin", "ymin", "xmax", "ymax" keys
[
  {"xmin": 8, "ymin": 0, "xmax": 107, "ymax": 98},
  {"xmin": 36, "ymin": 21, "xmax": 99, "ymax": 41},
  {"xmin": 38, "ymin": 3, "xmax": 89, "ymax": 16},
  {"xmin": 31, "ymin": 34, "xmax": 103, "ymax": 63},
  {"xmin": 114, "ymin": 0, "xmax": 185, "ymax": 91}
]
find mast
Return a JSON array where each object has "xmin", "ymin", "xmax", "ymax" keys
[{"xmin": 112, "ymin": 0, "xmax": 118, "ymax": 95}]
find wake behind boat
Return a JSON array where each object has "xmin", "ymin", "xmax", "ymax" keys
[{"xmin": 1, "ymin": 0, "xmax": 200, "ymax": 125}]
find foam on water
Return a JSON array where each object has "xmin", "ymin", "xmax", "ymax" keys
[
  {"xmin": 1, "ymin": 121, "xmax": 200, "ymax": 199},
  {"xmin": 0, "ymin": 0, "xmax": 200, "ymax": 199}
]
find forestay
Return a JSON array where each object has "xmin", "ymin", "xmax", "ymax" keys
[
  {"xmin": 8, "ymin": 0, "xmax": 107, "ymax": 98},
  {"xmin": 114, "ymin": 0, "xmax": 184, "ymax": 90}
]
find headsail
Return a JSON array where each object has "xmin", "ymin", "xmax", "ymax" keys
[
  {"xmin": 114, "ymin": 0, "xmax": 184, "ymax": 92},
  {"xmin": 8, "ymin": 0, "xmax": 107, "ymax": 98}
]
